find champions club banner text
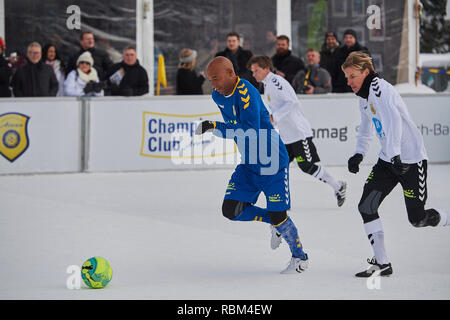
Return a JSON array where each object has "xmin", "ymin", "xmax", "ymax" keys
[
  {"xmin": 140, "ymin": 111, "xmax": 238, "ymax": 166},
  {"xmin": 140, "ymin": 111, "xmax": 288, "ymax": 174}
]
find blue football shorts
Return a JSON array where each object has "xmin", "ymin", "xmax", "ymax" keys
[{"xmin": 224, "ymin": 164, "xmax": 291, "ymax": 212}]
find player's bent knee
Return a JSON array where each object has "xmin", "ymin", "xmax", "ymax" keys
[
  {"xmin": 222, "ymin": 199, "xmax": 248, "ymax": 220},
  {"xmin": 297, "ymin": 161, "xmax": 316, "ymax": 174},
  {"xmin": 268, "ymin": 211, "xmax": 287, "ymax": 226},
  {"xmin": 407, "ymin": 207, "xmax": 440, "ymax": 227},
  {"xmin": 358, "ymin": 190, "xmax": 382, "ymax": 223}
]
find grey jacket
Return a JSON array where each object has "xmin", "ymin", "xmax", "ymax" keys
[{"xmin": 292, "ymin": 64, "xmax": 332, "ymax": 94}]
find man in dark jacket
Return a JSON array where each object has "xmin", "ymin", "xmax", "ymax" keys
[
  {"xmin": 68, "ymin": 31, "xmax": 113, "ymax": 81},
  {"xmin": 0, "ymin": 37, "xmax": 12, "ymax": 97},
  {"xmin": 106, "ymin": 46, "xmax": 149, "ymax": 96},
  {"xmin": 11, "ymin": 42, "xmax": 58, "ymax": 97},
  {"xmin": 271, "ymin": 35, "xmax": 305, "ymax": 85},
  {"xmin": 319, "ymin": 31, "xmax": 340, "ymax": 77},
  {"xmin": 332, "ymin": 29, "xmax": 370, "ymax": 93},
  {"xmin": 292, "ymin": 49, "xmax": 332, "ymax": 94},
  {"xmin": 215, "ymin": 32, "xmax": 257, "ymax": 88}
]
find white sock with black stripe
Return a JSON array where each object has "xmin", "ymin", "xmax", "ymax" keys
[
  {"xmin": 364, "ymin": 219, "xmax": 389, "ymax": 265},
  {"xmin": 312, "ymin": 165, "xmax": 341, "ymax": 192}
]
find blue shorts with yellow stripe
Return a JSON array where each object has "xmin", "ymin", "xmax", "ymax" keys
[{"xmin": 224, "ymin": 164, "xmax": 291, "ymax": 212}]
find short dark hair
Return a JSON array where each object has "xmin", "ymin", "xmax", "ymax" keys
[
  {"xmin": 80, "ymin": 31, "xmax": 94, "ymax": 41},
  {"xmin": 226, "ymin": 32, "xmax": 240, "ymax": 40},
  {"xmin": 246, "ymin": 55, "xmax": 274, "ymax": 71},
  {"xmin": 276, "ymin": 35, "xmax": 290, "ymax": 44},
  {"xmin": 123, "ymin": 45, "xmax": 136, "ymax": 52}
]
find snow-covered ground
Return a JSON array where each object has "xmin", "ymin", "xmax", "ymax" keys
[{"xmin": 1, "ymin": 164, "xmax": 449, "ymax": 300}]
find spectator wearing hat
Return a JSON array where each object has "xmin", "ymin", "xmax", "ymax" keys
[
  {"xmin": 176, "ymin": 48, "xmax": 205, "ymax": 95},
  {"xmin": 271, "ymin": 35, "xmax": 305, "ymax": 85},
  {"xmin": 0, "ymin": 37, "xmax": 12, "ymax": 97},
  {"xmin": 42, "ymin": 44, "xmax": 66, "ymax": 96},
  {"xmin": 64, "ymin": 51, "xmax": 104, "ymax": 97},
  {"xmin": 11, "ymin": 42, "xmax": 58, "ymax": 97},
  {"xmin": 67, "ymin": 31, "xmax": 113, "ymax": 81},
  {"xmin": 319, "ymin": 31, "xmax": 340, "ymax": 77},
  {"xmin": 332, "ymin": 29, "xmax": 370, "ymax": 93},
  {"xmin": 106, "ymin": 45, "xmax": 149, "ymax": 96}
]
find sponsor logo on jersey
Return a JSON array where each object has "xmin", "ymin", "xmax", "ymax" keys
[
  {"xmin": 372, "ymin": 117, "xmax": 385, "ymax": 138},
  {"xmin": 268, "ymin": 194, "xmax": 282, "ymax": 202},
  {"xmin": 370, "ymin": 104, "xmax": 376, "ymax": 114},
  {"xmin": 403, "ymin": 189, "xmax": 416, "ymax": 198},
  {"xmin": 0, "ymin": 112, "xmax": 30, "ymax": 162}
]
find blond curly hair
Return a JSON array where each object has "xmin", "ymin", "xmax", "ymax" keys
[{"xmin": 341, "ymin": 51, "xmax": 375, "ymax": 73}]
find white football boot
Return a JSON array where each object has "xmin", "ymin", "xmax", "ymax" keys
[
  {"xmin": 270, "ymin": 225, "xmax": 282, "ymax": 250},
  {"xmin": 280, "ymin": 255, "xmax": 309, "ymax": 274}
]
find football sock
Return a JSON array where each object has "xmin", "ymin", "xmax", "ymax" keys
[
  {"xmin": 275, "ymin": 217, "xmax": 307, "ymax": 259},
  {"xmin": 312, "ymin": 165, "xmax": 341, "ymax": 191},
  {"xmin": 364, "ymin": 219, "xmax": 389, "ymax": 265}
]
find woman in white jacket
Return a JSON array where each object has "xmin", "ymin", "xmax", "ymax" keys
[
  {"xmin": 64, "ymin": 51, "xmax": 104, "ymax": 97},
  {"xmin": 342, "ymin": 51, "xmax": 449, "ymax": 278}
]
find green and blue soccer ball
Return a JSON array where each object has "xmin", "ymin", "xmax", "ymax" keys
[{"xmin": 81, "ymin": 256, "xmax": 113, "ymax": 289}]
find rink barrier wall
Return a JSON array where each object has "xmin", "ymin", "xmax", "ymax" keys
[
  {"xmin": 0, "ymin": 97, "xmax": 83, "ymax": 175},
  {"xmin": 0, "ymin": 93, "xmax": 449, "ymax": 175}
]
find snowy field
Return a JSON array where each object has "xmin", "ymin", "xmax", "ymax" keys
[{"xmin": 0, "ymin": 164, "xmax": 449, "ymax": 300}]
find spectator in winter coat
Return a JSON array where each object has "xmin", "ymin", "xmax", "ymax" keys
[
  {"xmin": 176, "ymin": 48, "xmax": 205, "ymax": 95},
  {"xmin": 215, "ymin": 32, "xmax": 257, "ymax": 88},
  {"xmin": 42, "ymin": 44, "xmax": 65, "ymax": 96},
  {"xmin": 11, "ymin": 42, "xmax": 58, "ymax": 97},
  {"xmin": 0, "ymin": 37, "xmax": 12, "ymax": 97},
  {"xmin": 271, "ymin": 35, "xmax": 305, "ymax": 85},
  {"xmin": 319, "ymin": 31, "xmax": 340, "ymax": 77},
  {"xmin": 292, "ymin": 49, "xmax": 332, "ymax": 94},
  {"xmin": 67, "ymin": 31, "xmax": 113, "ymax": 81},
  {"xmin": 332, "ymin": 29, "xmax": 370, "ymax": 93},
  {"xmin": 106, "ymin": 46, "xmax": 149, "ymax": 96},
  {"xmin": 64, "ymin": 51, "xmax": 104, "ymax": 97}
]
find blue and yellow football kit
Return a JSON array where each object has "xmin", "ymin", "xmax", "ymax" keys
[
  {"xmin": 211, "ymin": 77, "xmax": 290, "ymax": 212},
  {"xmin": 210, "ymin": 77, "xmax": 307, "ymax": 260}
]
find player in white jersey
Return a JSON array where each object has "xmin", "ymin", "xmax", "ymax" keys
[
  {"xmin": 247, "ymin": 56, "xmax": 347, "ymax": 209},
  {"xmin": 342, "ymin": 51, "xmax": 449, "ymax": 277}
]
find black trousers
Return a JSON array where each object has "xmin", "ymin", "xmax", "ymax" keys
[{"xmin": 358, "ymin": 158, "xmax": 438, "ymax": 227}]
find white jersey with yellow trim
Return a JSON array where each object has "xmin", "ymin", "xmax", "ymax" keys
[
  {"xmin": 262, "ymin": 72, "xmax": 313, "ymax": 144},
  {"xmin": 356, "ymin": 77, "xmax": 428, "ymax": 164}
]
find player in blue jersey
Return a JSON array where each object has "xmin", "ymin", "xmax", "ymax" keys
[{"xmin": 195, "ymin": 56, "xmax": 309, "ymax": 273}]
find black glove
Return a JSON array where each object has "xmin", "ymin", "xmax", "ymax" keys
[
  {"xmin": 92, "ymin": 81, "xmax": 104, "ymax": 93},
  {"xmin": 390, "ymin": 155, "xmax": 410, "ymax": 175},
  {"xmin": 348, "ymin": 153, "xmax": 363, "ymax": 174},
  {"xmin": 84, "ymin": 81, "xmax": 95, "ymax": 94},
  {"xmin": 195, "ymin": 121, "xmax": 215, "ymax": 135}
]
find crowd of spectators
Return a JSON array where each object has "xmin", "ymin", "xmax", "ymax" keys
[
  {"xmin": 0, "ymin": 31, "xmax": 149, "ymax": 98},
  {"xmin": 177, "ymin": 29, "xmax": 370, "ymax": 95},
  {"xmin": 0, "ymin": 28, "xmax": 370, "ymax": 98}
]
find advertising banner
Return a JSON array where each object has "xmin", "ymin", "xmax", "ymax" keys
[{"xmin": 0, "ymin": 98, "xmax": 82, "ymax": 174}]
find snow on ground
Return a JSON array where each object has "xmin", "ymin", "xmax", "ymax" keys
[{"xmin": 0, "ymin": 164, "xmax": 449, "ymax": 300}]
